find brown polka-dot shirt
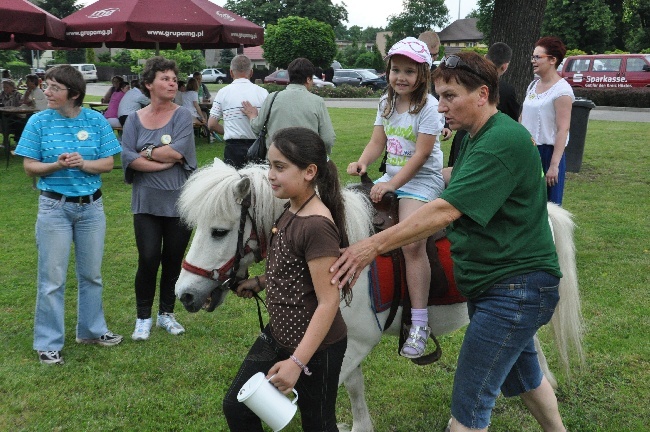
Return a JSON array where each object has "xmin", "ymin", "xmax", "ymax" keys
[{"xmin": 266, "ymin": 212, "xmax": 347, "ymax": 351}]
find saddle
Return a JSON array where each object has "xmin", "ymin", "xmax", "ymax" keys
[{"xmin": 349, "ymin": 174, "xmax": 465, "ymax": 365}]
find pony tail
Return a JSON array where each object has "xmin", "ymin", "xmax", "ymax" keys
[
  {"xmin": 318, "ymin": 160, "xmax": 348, "ymax": 247},
  {"xmin": 317, "ymin": 160, "xmax": 353, "ymax": 304}
]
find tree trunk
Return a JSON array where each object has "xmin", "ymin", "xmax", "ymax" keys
[{"xmin": 490, "ymin": 0, "xmax": 548, "ymax": 104}]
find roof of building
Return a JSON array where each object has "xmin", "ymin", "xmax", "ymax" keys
[
  {"xmin": 243, "ymin": 46, "xmax": 264, "ymax": 61},
  {"xmin": 438, "ymin": 18, "xmax": 483, "ymax": 42}
]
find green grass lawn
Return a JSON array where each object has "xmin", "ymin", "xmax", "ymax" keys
[{"xmin": 0, "ymin": 110, "xmax": 648, "ymax": 431}]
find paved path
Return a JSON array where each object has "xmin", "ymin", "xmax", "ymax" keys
[{"xmin": 86, "ymin": 84, "xmax": 649, "ymax": 122}]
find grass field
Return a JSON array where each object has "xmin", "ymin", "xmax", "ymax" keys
[{"xmin": 0, "ymin": 108, "xmax": 648, "ymax": 431}]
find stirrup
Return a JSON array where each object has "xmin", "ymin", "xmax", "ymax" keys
[{"xmin": 400, "ymin": 325, "xmax": 431, "ymax": 359}]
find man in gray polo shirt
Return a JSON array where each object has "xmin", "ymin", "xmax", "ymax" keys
[{"xmin": 208, "ymin": 55, "xmax": 268, "ymax": 168}]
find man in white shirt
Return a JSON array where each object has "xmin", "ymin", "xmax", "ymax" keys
[{"xmin": 208, "ymin": 55, "xmax": 268, "ymax": 168}]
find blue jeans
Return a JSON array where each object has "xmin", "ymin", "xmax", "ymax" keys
[
  {"xmin": 451, "ymin": 271, "xmax": 560, "ymax": 429},
  {"xmin": 33, "ymin": 195, "xmax": 109, "ymax": 351},
  {"xmin": 538, "ymin": 144, "xmax": 566, "ymax": 205},
  {"xmin": 223, "ymin": 326, "xmax": 346, "ymax": 432}
]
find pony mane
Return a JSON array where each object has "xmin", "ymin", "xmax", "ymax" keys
[
  {"xmin": 342, "ymin": 187, "xmax": 375, "ymax": 244},
  {"xmin": 179, "ymin": 162, "xmax": 282, "ymax": 236},
  {"xmin": 179, "ymin": 160, "xmax": 374, "ymax": 249}
]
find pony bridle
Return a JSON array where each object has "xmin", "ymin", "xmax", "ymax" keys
[{"xmin": 181, "ymin": 191, "xmax": 267, "ymax": 312}]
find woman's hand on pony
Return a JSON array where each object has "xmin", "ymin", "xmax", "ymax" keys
[
  {"xmin": 267, "ymin": 360, "xmax": 301, "ymax": 395},
  {"xmin": 235, "ymin": 276, "xmax": 264, "ymax": 299}
]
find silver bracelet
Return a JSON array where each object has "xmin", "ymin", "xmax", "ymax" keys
[{"xmin": 290, "ymin": 355, "xmax": 312, "ymax": 376}]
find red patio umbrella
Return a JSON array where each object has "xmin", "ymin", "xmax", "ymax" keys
[
  {"xmin": 0, "ymin": 0, "xmax": 66, "ymax": 43},
  {"xmin": 0, "ymin": 35, "xmax": 68, "ymax": 51},
  {"xmin": 58, "ymin": 0, "xmax": 263, "ymax": 51}
]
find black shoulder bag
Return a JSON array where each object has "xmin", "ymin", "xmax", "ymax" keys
[{"xmin": 246, "ymin": 92, "xmax": 279, "ymax": 163}]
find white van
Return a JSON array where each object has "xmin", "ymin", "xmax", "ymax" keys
[{"xmin": 70, "ymin": 64, "xmax": 98, "ymax": 83}]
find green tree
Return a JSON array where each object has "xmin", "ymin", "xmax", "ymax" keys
[
  {"xmin": 219, "ymin": 49, "xmax": 236, "ymax": 69},
  {"xmin": 224, "ymin": 0, "xmax": 348, "ymax": 29},
  {"xmin": 385, "ymin": 0, "xmax": 450, "ymax": 48},
  {"xmin": 263, "ymin": 16, "xmax": 337, "ymax": 69},
  {"xmin": 333, "ymin": 24, "xmax": 350, "ymax": 41},
  {"xmin": 17, "ymin": 49, "xmax": 34, "ymax": 66},
  {"xmin": 130, "ymin": 47, "xmax": 205, "ymax": 76},
  {"xmin": 86, "ymin": 48, "xmax": 95, "ymax": 64},
  {"xmin": 340, "ymin": 43, "xmax": 365, "ymax": 68},
  {"xmin": 112, "ymin": 50, "xmax": 133, "ymax": 67},
  {"xmin": 472, "ymin": 0, "xmax": 494, "ymax": 43},
  {"xmin": 542, "ymin": 0, "xmax": 616, "ymax": 53},
  {"xmin": 489, "ymin": 0, "xmax": 548, "ymax": 102},
  {"xmin": 66, "ymin": 49, "xmax": 86, "ymax": 64},
  {"xmin": 604, "ymin": 0, "xmax": 627, "ymax": 49},
  {"xmin": 361, "ymin": 27, "xmax": 384, "ymax": 43},
  {"xmin": 37, "ymin": 0, "xmax": 79, "ymax": 18},
  {"xmin": 97, "ymin": 52, "xmax": 112, "ymax": 63},
  {"xmin": 353, "ymin": 45, "xmax": 385, "ymax": 70},
  {"xmin": 0, "ymin": 51, "xmax": 21, "ymax": 66},
  {"xmin": 348, "ymin": 25, "xmax": 363, "ymax": 43},
  {"xmin": 624, "ymin": 0, "xmax": 650, "ymax": 52}
]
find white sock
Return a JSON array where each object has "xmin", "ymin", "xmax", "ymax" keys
[{"xmin": 411, "ymin": 308, "xmax": 428, "ymax": 328}]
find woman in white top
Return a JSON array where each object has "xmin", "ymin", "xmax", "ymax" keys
[
  {"xmin": 520, "ymin": 36, "xmax": 574, "ymax": 205},
  {"xmin": 181, "ymin": 78, "xmax": 207, "ymax": 126}
]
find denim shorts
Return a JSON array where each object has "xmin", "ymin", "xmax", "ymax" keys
[{"xmin": 451, "ymin": 271, "xmax": 560, "ymax": 429}]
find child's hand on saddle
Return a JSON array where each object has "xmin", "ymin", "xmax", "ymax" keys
[
  {"xmin": 347, "ymin": 162, "xmax": 366, "ymax": 176},
  {"xmin": 370, "ymin": 182, "xmax": 395, "ymax": 203},
  {"xmin": 267, "ymin": 360, "xmax": 300, "ymax": 395},
  {"xmin": 235, "ymin": 276, "xmax": 264, "ymax": 298}
]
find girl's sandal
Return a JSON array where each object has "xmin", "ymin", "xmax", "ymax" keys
[{"xmin": 400, "ymin": 325, "xmax": 431, "ymax": 359}]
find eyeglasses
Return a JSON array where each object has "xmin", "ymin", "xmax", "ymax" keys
[
  {"xmin": 46, "ymin": 85, "xmax": 69, "ymax": 93},
  {"xmin": 531, "ymin": 54, "xmax": 553, "ymax": 61},
  {"xmin": 440, "ymin": 55, "xmax": 491, "ymax": 84}
]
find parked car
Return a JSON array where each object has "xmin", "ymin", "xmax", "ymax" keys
[
  {"xmin": 190, "ymin": 68, "xmax": 227, "ymax": 84},
  {"xmin": 264, "ymin": 69, "xmax": 289, "ymax": 85},
  {"xmin": 31, "ymin": 68, "xmax": 46, "ymax": 79},
  {"xmin": 70, "ymin": 64, "xmax": 98, "ymax": 82},
  {"xmin": 332, "ymin": 69, "xmax": 387, "ymax": 90},
  {"xmin": 313, "ymin": 75, "xmax": 334, "ymax": 87},
  {"xmin": 560, "ymin": 54, "xmax": 650, "ymax": 88}
]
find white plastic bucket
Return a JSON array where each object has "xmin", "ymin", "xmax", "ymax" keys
[{"xmin": 237, "ymin": 372, "xmax": 299, "ymax": 431}]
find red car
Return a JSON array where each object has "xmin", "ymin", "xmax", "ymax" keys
[{"xmin": 263, "ymin": 69, "xmax": 289, "ymax": 85}]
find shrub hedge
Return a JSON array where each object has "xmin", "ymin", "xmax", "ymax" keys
[
  {"xmin": 3, "ymin": 62, "xmax": 31, "ymax": 79},
  {"xmin": 260, "ymin": 83, "xmax": 385, "ymax": 98},
  {"xmin": 573, "ymin": 87, "xmax": 650, "ymax": 108}
]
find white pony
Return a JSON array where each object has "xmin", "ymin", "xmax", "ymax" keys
[{"xmin": 175, "ymin": 159, "xmax": 583, "ymax": 432}]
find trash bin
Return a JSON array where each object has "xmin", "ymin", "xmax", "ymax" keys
[{"xmin": 566, "ymin": 98, "xmax": 596, "ymax": 173}]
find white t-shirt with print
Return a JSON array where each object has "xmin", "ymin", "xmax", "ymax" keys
[{"xmin": 374, "ymin": 93, "xmax": 445, "ymax": 201}]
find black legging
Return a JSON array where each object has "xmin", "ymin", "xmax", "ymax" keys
[
  {"xmin": 133, "ymin": 213, "xmax": 192, "ymax": 319},
  {"xmin": 223, "ymin": 326, "xmax": 346, "ymax": 432}
]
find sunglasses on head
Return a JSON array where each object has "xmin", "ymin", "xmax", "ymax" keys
[{"xmin": 441, "ymin": 55, "xmax": 491, "ymax": 84}]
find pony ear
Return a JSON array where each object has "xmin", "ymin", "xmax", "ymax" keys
[
  {"xmin": 213, "ymin": 157, "xmax": 228, "ymax": 168},
  {"xmin": 234, "ymin": 176, "xmax": 251, "ymax": 201}
]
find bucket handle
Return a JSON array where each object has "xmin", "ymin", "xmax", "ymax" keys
[{"xmin": 268, "ymin": 374, "xmax": 299, "ymax": 404}]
